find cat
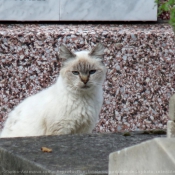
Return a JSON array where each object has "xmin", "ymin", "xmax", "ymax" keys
[{"xmin": 0, "ymin": 43, "xmax": 107, "ymax": 138}]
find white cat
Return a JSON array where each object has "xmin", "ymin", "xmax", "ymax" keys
[{"xmin": 0, "ymin": 43, "xmax": 107, "ymax": 138}]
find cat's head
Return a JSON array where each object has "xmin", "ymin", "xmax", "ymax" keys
[{"xmin": 59, "ymin": 43, "xmax": 107, "ymax": 92}]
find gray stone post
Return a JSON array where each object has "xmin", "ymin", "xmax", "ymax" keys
[{"xmin": 167, "ymin": 94, "xmax": 175, "ymax": 138}]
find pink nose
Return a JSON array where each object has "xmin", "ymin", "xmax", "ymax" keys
[
  {"xmin": 80, "ymin": 75, "xmax": 89, "ymax": 84},
  {"xmin": 82, "ymin": 79, "xmax": 88, "ymax": 84}
]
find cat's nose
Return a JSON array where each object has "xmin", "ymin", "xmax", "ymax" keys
[
  {"xmin": 80, "ymin": 75, "xmax": 89, "ymax": 84},
  {"xmin": 82, "ymin": 79, "xmax": 88, "ymax": 84}
]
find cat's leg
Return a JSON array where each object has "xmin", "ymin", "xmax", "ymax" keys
[
  {"xmin": 0, "ymin": 112, "xmax": 18, "ymax": 138},
  {"xmin": 46, "ymin": 124, "xmax": 73, "ymax": 135},
  {"xmin": 1, "ymin": 117, "xmax": 15, "ymax": 138},
  {"xmin": 46, "ymin": 119, "xmax": 83, "ymax": 135},
  {"xmin": 46, "ymin": 119, "xmax": 94, "ymax": 135},
  {"xmin": 1, "ymin": 112, "xmax": 46, "ymax": 138}
]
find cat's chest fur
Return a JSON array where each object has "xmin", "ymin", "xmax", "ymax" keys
[{"xmin": 45, "ymin": 78, "xmax": 103, "ymax": 135}]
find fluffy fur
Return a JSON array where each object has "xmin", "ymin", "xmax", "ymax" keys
[{"xmin": 0, "ymin": 43, "xmax": 106, "ymax": 138}]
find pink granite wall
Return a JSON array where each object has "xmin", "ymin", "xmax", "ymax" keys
[{"xmin": 0, "ymin": 24, "xmax": 175, "ymax": 132}]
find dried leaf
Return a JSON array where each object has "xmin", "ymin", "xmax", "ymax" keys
[{"xmin": 41, "ymin": 147, "xmax": 52, "ymax": 153}]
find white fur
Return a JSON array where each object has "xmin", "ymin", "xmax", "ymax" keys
[{"xmin": 0, "ymin": 45, "xmax": 106, "ymax": 138}]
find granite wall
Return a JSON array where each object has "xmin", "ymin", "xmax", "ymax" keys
[{"xmin": 0, "ymin": 24, "xmax": 175, "ymax": 132}]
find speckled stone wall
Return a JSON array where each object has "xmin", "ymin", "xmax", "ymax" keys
[{"xmin": 0, "ymin": 24, "xmax": 175, "ymax": 132}]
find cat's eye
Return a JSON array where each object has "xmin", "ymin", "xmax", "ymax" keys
[
  {"xmin": 72, "ymin": 71, "xmax": 79, "ymax": 75},
  {"xmin": 89, "ymin": 70, "xmax": 96, "ymax": 74}
]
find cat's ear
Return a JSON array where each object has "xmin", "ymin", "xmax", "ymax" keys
[
  {"xmin": 59, "ymin": 44, "xmax": 76, "ymax": 60},
  {"xmin": 89, "ymin": 43, "xmax": 104, "ymax": 59}
]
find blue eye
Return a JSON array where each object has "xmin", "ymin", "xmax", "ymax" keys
[
  {"xmin": 72, "ymin": 71, "xmax": 79, "ymax": 75},
  {"xmin": 89, "ymin": 70, "xmax": 96, "ymax": 74}
]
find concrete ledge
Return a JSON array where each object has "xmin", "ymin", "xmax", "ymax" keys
[
  {"xmin": 0, "ymin": 133, "xmax": 165, "ymax": 175},
  {"xmin": 109, "ymin": 138, "xmax": 175, "ymax": 175}
]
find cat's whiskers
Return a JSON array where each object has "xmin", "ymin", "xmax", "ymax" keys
[
  {"xmin": 89, "ymin": 82, "xmax": 102, "ymax": 87},
  {"xmin": 74, "ymin": 87, "xmax": 78, "ymax": 94},
  {"xmin": 67, "ymin": 85, "xmax": 76, "ymax": 91},
  {"xmin": 69, "ymin": 85, "xmax": 79, "ymax": 95}
]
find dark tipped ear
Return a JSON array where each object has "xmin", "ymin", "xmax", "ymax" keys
[
  {"xmin": 59, "ymin": 44, "xmax": 76, "ymax": 60},
  {"xmin": 89, "ymin": 43, "xmax": 105, "ymax": 59}
]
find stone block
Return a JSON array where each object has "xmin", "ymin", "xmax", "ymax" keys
[
  {"xmin": 0, "ymin": 0, "xmax": 59, "ymax": 21},
  {"xmin": 109, "ymin": 138, "xmax": 175, "ymax": 175},
  {"xmin": 167, "ymin": 121, "xmax": 175, "ymax": 138},
  {"xmin": 0, "ymin": 0, "xmax": 157, "ymax": 21},
  {"xmin": 0, "ymin": 132, "xmax": 165, "ymax": 175},
  {"xmin": 60, "ymin": 0, "xmax": 157, "ymax": 21},
  {"xmin": 169, "ymin": 94, "xmax": 175, "ymax": 121}
]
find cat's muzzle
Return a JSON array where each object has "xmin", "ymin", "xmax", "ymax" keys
[{"xmin": 81, "ymin": 85, "xmax": 90, "ymax": 89}]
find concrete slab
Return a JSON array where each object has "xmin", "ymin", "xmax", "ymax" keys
[
  {"xmin": 109, "ymin": 138, "xmax": 175, "ymax": 175},
  {"xmin": 0, "ymin": 132, "xmax": 165, "ymax": 175}
]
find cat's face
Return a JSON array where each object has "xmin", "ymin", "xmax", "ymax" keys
[{"xmin": 59, "ymin": 43, "xmax": 106, "ymax": 92}]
